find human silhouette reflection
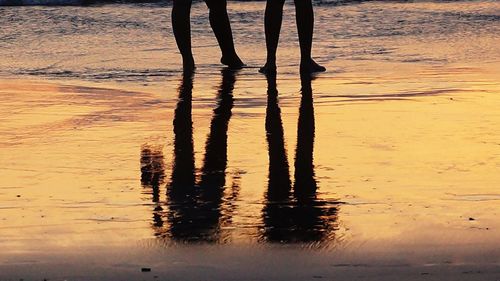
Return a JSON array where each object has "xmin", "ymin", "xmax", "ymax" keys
[
  {"xmin": 194, "ymin": 69, "xmax": 238, "ymax": 242},
  {"xmin": 262, "ymin": 73, "xmax": 338, "ymax": 244},
  {"xmin": 294, "ymin": 74, "xmax": 317, "ymax": 198},
  {"xmin": 199, "ymin": 69, "xmax": 236, "ymax": 189},
  {"xmin": 170, "ymin": 72, "xmax": 196, "ymax": 190},
  {"xmin": 265, "ymin": 73, "xmax": 292, "ymax": 201},
  {"xmin": 165, "ymin": 71, "xmax": 197, "ymax": 241},
  {"xmin": 145, "ymin": 69, "xmax": 239, "ymax": 243},
  {"xmin": 142, "ymin": 72, "xmax": 195, "ymax": 237}
]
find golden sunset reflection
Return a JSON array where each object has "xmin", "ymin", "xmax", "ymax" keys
[
  {"xmin": 1, "ymin": 1, "xmax": 499, "ymax": 279},
  {"xmin": 1, "ymin": 58, "xmax": 499, "ymax": 257}
]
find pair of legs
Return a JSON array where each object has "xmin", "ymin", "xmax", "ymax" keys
[
  {"xmin": 260, "ymin": 0, "xmax": 326, "ymax": 74},
  {"xmin": 172, "ymin": 0, "xmax": 244, "ymax": 71}
]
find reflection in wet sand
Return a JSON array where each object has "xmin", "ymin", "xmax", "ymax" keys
[
  {"xmin": 2, "ymin": 3, "xmax": 500, "ymax": 278},
  {"xmin": 262, "ymin": 74, "xmax": 339, "ymax": 244},
  {"xmin": 294, "ymin": 75, "xmax": 317, "ymax": 198},
  {"xmin": 142, "ymin": 69, "xmax": 239, "ymax": 243},
  {"xmin": 264, "ymin": 74, "xmax": 292, "ymax": 202},
  {"xmin": 166, "ymin": 71, "xmax": 198, "ymax": 241},
  {"xmin": 141, "ymin": 72, "xmax": 340, "ymax": 245},
  {"xmin": 195, "ymin": 68, "xmax": 239, "ymax": 243}
]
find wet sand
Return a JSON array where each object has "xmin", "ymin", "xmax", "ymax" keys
[
  {"xmin": 1, "ymin": 1, "xmax": 500, "ymax": 280},
  {"xmin": 1, "ymin": 60, "xmax": 499, "ymax": 280}
]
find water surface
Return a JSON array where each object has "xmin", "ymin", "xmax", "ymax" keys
[{"xmin": 0, "ymin": 1, "xmax": 499, "ymax": 279}]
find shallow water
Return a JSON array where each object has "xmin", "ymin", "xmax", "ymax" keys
[
  {"xmin": 1, "ymin": 1, "xmax": 500, "ymax": 280},
  {"xmin": 1, "ymin": 1, "xmax": 499, "ymax": 80}
]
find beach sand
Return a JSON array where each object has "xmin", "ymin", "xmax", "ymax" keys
[
  {"xmin": 1, "ymin": 60, "xmax": 499, "ymax": 280},
  {"xmin": 1, "ymin": 1, "xmax": 500, "ymax": 280}
]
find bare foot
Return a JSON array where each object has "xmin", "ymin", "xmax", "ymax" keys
[
  {"xmin": 221, "ymin": 55, "xmax": 245, "ymax": 69},
  {"xmin": 259, "ymin": 62, "xmax": 276, "ymax": 74},
  {"xmin": 300, "ymin": 59, "xmax": 326, "ymax": 74}
]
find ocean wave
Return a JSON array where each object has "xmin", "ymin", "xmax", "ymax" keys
[{"xmin": 14, "ymin": 68, "xmax": 179, "ymax": 82}]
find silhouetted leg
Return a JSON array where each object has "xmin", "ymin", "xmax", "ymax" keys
[
  {"xmin": 200, "ymin": 68, "xmax": 237, "ymax": 188},
  {"xmin": 292, "ymin": 74, "xmax": 338, "ymax": 244},
  {"xmin": 261, "ymin": 73, "xmax": 295, "ymax": 242},
  {"xmin": 167, "ymin": 72, "xmax": 197, "ymax": 241},
  {"xmin": 294, "ymin": 73, "xmax": 317, "ymax": 198},
  {"xmin": 265, "ymin": 73, "xmax": 292, "ymax": 200},
  {"xmin": 294, "ymin": 0, "xmax": 325, "ymax": 74},
  {"xmin": 204, "ymin": 0, "xmax": 244, "ymax": 68},
  {"xmin": 196, "ymin": 69, "xmax": 238, "ymax": 242},
  {"xmin": 172, "ymin": 0, "xmax": 195, "ymax": 71},
  {"xmin": 170, "ymin": 72, "xmax": 196, "ymax": 191},
  {"xmin": 259, "ymin": 0, "xmax": 285, "ymax": 74}
]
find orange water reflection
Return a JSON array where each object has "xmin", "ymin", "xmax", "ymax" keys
[
  {"xmin": 0, "ymin": 60, "xmax": 499, "ymax": 260},
  {"xmin": 140, "ymin": 71, "xmax": 340, "ymax": 245}
]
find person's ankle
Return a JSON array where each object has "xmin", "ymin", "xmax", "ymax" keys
[
  {"xmin": 300, "ymin": 58, "xmax": 326, "ymax": 73},
  {"xmin": 300, "ymin": 57, "xmax": 314, "ymax": 64},
  {"xmin": 182, "ymin": 56, "xmax": 195, "ymax": 71},
  {"xmin": 221, "ymin": 54, "xmax": 244, "ymax": 68},
  {"xmin": 259, "ymin": 61, "xmax": 277, "ymax": 74}
]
